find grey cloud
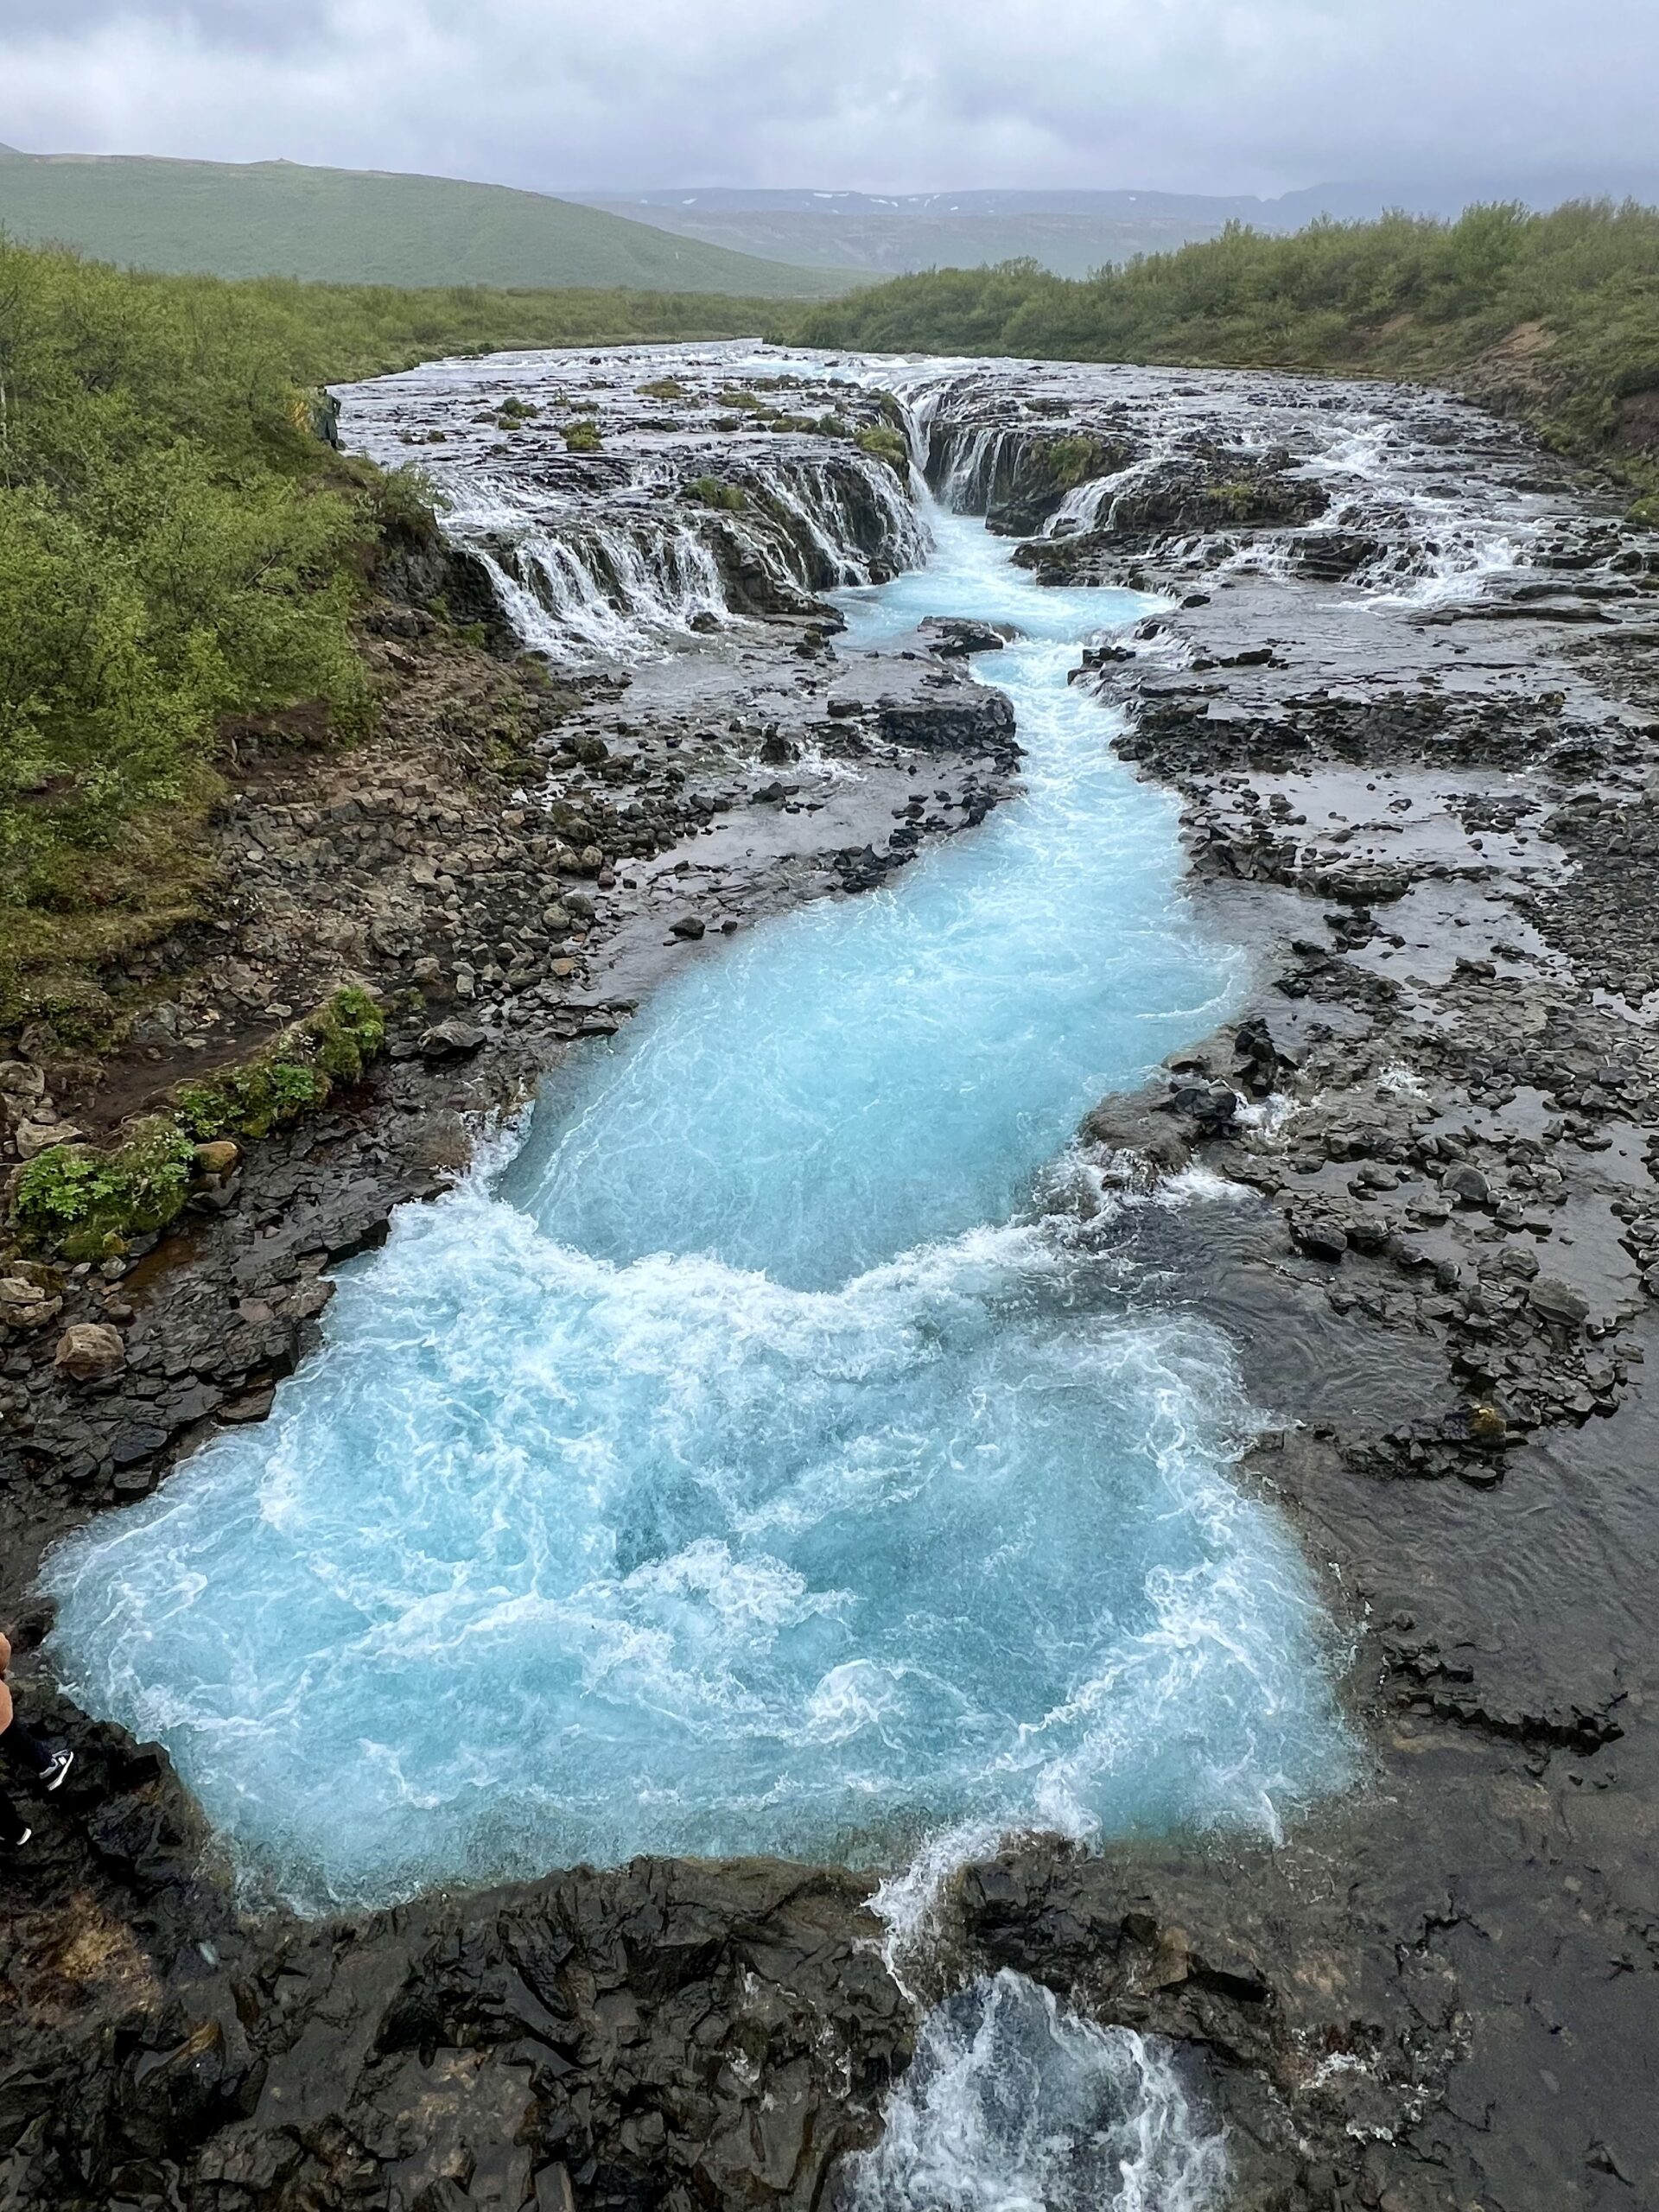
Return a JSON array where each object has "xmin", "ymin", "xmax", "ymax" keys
[
  {"xmin": 0, "ymin": 0, "xmax": 1654, "ymax": 200},
  {"xmin": 3, "ymin": 0, "xmax": 331, "ymax": 52}
]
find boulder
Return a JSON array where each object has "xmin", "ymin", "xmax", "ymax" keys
[
  {"xmin": 1443, "ymin": 1163, "xmax": 1491, "ymax": 1207},
  {"xmin": 919, "ymin": 616, "xmax": 1021, "ymax": 658},
  {"xmin": 421, "ymin": 1020, "xmax": 487, "ymax": 1060},
  {"xmin": 15, "ymin": 1118, "xmax": 83, "ymax": 1160},
  {"xmin": 1290, "ymin": 1213, "xmax": 1350, "ymax": 1262},
  {"xmin": 0, "ymin": 1275, "xmax": 63, "ymax": 1332},
  {"xmin": 1529, "ymin": 1275, "xmax": 1590, "ymax": 1326},
  {"xmin": 1162, "ymin": 1079, "xmax": 1241, "ymax": 1133},
  {"xmin": 54, "ymin": 1320, "xmax": 127, "ymax": 1382}
]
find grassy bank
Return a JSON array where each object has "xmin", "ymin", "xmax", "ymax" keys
[
  {"xmin": 798, "ymin": 201, "xmax": 1659, "ymax": 501},
  {"xmin": 0, "ymin": 237, "xmax": 789, "ymax": 1039}
]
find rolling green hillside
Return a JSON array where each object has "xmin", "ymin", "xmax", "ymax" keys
[{"xmin": 0, "ymin": 146, "xmax": 854, "ymax": 298}]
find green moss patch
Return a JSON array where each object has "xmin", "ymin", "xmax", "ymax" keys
[
  {"xmin": 11, "ymin": 1118, "xmax": 197, "ymax": 1261},
  {"xmin": 683, "ymin": 474, "xmax": 748, "ymax": 512},
  {"xmin": 854, "ymin": 423, "xmax": 910, "ymax": 475},
  {"xmin": 8, "ymin": 985, "xmax": 387, "ymax": 1255}
]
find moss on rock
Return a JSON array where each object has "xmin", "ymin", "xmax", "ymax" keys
[
  {"xmin": 683, "ymin": 474, "xmax": 748, "ymax": 512},
  {"xmin": 7, "ymin": 984, "xmax": 387, "ymax": 1254},
  {"xmin": 854, "ymin": 423, "xmax": 910, "ymax": 476},
  {"xmin": 12, "ymin": 1117, "xmax": 197, "ymax": 1258}
]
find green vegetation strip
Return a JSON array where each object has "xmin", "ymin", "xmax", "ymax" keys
[
  {"xmin": 799, "ymin": 201, "xmax": 1659, "ymax": 501},
  {"xmin": 9, "ymin": 987, "xmax": 386, "ymax": 1258}
]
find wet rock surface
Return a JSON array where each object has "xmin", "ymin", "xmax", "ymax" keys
[
  {"xmin": 5, "ymin": 349, "xmax": 1659, "ymax": 2209},
  {"xmin": 920, "ymin": 359, "xmax": 1659, "ymax": 2208}
]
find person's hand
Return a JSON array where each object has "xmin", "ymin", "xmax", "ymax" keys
[{"xmin": 0, "ymin": 1631, "xmax": 10, "ymax": 1678}]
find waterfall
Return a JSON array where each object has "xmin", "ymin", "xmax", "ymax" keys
[
  {"xmin": 446, "ymin": 446, "xmax": 931, "ymax": 659},
  {"xmin": 339, "ymin": 354, "xmax": 937, "ymax": 664},
  {"xmin": 839, "ymin": 1972, "xmax": 1227, "ymax": 2212}
]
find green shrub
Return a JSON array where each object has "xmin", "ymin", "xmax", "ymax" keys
[
  {"xmin": 174, "ymin": 1056, "xmax": 329, "ymax": 1142},
  {"xmin": 562, "ymin": 419, "xmax": 604, "ymax": 453},
  {"xmin": 12, "ymin": 1118, "xmax": 197, "ymax": 1256},
  {"xmin": 308, "ymin": 982, "xmax": 387, "ymax": 1080}
]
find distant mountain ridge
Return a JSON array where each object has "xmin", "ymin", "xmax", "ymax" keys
[
  {"xmin": 578, "ymin": 180, "xmax": 1659, "ymax": 280},
  {"xmin": 0, "ymin": 148, "xmax": 855, "ymax": 297}
]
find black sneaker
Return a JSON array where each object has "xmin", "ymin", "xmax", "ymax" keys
[{"xmin": 41, "ymin": 1749, "xmax": 73, "ymax": 1793}]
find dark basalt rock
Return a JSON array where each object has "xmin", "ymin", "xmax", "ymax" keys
[
  {"xmin": 875, "ymin": 683, "xmax": 1017, "ymax": 753},
  {"xmin": 917, "ymin": 616, "xmax": 1020, "ymax": 658},
  {"xmin": 0, "ymin": 1821, "xmax": 912, "ymax": 2212}
]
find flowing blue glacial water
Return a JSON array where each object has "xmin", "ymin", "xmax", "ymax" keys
[{"xmin": 43, "ymin": 504, "xmax": 1351, "ymax": 1912}]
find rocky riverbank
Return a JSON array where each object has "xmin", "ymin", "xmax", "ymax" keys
[
  {"xmin": 3, "ymin": 347, "xmax": 1658, "ymax": 2211},
  {"xmin": 916, "ymin": 359, "xmax": 1659, "ymax": 2211}
]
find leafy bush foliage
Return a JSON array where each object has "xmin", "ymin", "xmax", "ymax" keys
[
  {"xmin": 12, "ymin": 1117, "xmax": 198, "ymax": 1258},
  {"xmin": 0, "ymin": 239, "xmax": 374, "ymax": 938},
  {"xmin": 802, "ymin": 202, "xmax": 1659, "ymax": 487}
]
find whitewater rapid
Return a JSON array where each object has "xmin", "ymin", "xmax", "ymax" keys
[{"xmin": 42, "ymin": 488, "xmax": 1351, "ymax": 1914}]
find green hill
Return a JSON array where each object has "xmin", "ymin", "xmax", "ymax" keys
[{"xmin": 0, "ymin": 146, "xmax": 853, "ymax": 298}]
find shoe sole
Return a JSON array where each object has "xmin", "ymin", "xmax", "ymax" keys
[{"xmin": 44, "ymin": 1751, "xmax": 73, "ymax": 1792}]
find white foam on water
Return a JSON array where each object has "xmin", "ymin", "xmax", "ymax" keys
[{"xmin": 840, "ymin": 1971, "xmax": 1228, "ymax": 2212}]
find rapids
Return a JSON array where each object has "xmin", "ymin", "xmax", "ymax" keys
[{"xmin": 41, "ymin": 409, "xmax": 1352, "ymax": 1914}]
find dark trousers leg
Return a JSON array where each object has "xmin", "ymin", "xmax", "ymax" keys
[
  {"xmin": 0, "ymin": 1718, "xmax": 52, "ymax": 1778},
  {"xmin": 0, "ymin": 1783, "xmax": 28, "ymax": 1847}
]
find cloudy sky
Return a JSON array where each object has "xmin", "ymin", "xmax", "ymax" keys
[{"xmin": 1, "ymin": 0, "xmax": 1654, "ymax": 199}]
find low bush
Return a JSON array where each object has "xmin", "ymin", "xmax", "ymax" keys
[{"xmin": 11, "ymin": 1117, "xmax": 198, "ymax": 1260}]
